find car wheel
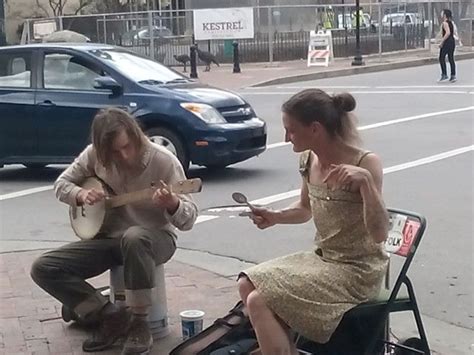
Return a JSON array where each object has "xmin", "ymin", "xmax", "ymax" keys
[
  {"xmin": 146, "ymin": 127, "xmax": 189, "ymax": 171},
  {"xmin": 24, "ymin": 163, "xmax": 47, "ymax": 169}
]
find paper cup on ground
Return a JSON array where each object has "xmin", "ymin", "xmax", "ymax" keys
[{"xmin": 180, "ymin": 310, "xmax": 205, "ymax": 340}]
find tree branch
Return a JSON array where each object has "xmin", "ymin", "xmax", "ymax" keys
[
  {"xmin": 74, "ymin": 0, "xmax": 93, "ymax": 15},
  {"xmin": 36, "ymin": 0, "xmax": 51, "ymax": 17}
]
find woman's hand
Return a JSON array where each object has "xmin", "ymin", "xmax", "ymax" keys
[
  {"xmin": 152, "ymin": 180, "xmax": 180, "ymax": 214},
  {"xmin": 323, "ymin": 164, "xmax": 370, "ymax": 192},
  {"xmin": 249, "ymin": 207, "xmax": 280, "ymax": 230}
]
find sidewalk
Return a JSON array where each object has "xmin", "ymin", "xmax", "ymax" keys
[
  {"xmin": 0, "ymin": 250, "xmax": 239, "ymax": 355},
  {"xmin": 190, "ymin": 48, "xmax": 474, "ymax": 90},
  {"xmin": 1, "ymin": 249, "xmax": 473, "ymax": 355}
]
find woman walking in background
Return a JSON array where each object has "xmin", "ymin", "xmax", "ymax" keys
[{"xmin": 438, "ymin": 9, "xmax": 456, "ymax": 83}]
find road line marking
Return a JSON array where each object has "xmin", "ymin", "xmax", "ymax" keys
[
  {"xmin": 382, "ymin": 145, "xmax": 473, "ymax": 174},
  {"xmin": 262, "ymin": 85, "xmax": 474, "ymax": 90},
  {"xmin": 195, "ymin": 215, "xmax": 219, "ymax": 224},
  {"xmin": 377, "ymin": 85, "xmax": 474, "ymax": 89},
  {"xmin": 267, "ymin": 141, "xmax": 290, "ymax": 149},
  {"xmin": 0, "ymin": 186, "xmax": 54, "ymax": 201},
  {"xmin": 357, "ymin": 106, "xmax": 474, "ymax": 131},
  {"xmin": 246, "ymin": 145, "xmax": 474, "ymax": 206},
  {"xmin": 2, "ymin": 147, "xmax": 472, "ymax": 225},
  {"xmin": 267, "ymin": 106, "xmax": 474, "ymax": 150},
  {"xmin": 276, "ymin": 85, "xmax": 371, "ymax": 89},
  {"xmin": 243, "ymin": 90, "xmax": 470, "ymax": 95},
  {"xmin": 2, "ymin": 108, "xmax": 473, "ymax": 201}
]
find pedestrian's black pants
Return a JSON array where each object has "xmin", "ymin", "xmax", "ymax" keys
[
  {"xmin": 439, "ymin": 41, "xmax": 456, "ymax": 76},
  {"xmin": 30, "ymin": 226, "xmax": 176, "ymax": 319}
]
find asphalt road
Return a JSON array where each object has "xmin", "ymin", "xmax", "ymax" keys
[{"xmin": 1, "ymin": 60, "xmax": 473, "ymax": 350}]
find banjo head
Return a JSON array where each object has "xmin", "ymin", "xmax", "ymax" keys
[{"xmin": 69, "ymin": 177, "xmax": 106, "ymax": 240}]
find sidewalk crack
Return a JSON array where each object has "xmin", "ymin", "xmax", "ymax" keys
[{"xmin": 177, "ymin": 246, "xmax": 257, "ymax": 265}]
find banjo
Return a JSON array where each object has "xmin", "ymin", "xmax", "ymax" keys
[{"xmin": 69, "ymin": 177, "xmax": 202, "ymax": 240}]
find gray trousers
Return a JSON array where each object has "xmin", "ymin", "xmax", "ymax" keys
[{"xmin": 30, "ymin": 226, "xmax": 176, "ymax": 319}]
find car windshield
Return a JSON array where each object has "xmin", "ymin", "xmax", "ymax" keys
[{"xmin": 88, "ymin": 48, "xmax": 185, "ymax": 83}]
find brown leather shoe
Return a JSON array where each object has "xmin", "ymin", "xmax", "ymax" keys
[
  {"xmin": 121, "ymin": 317, "xmax": 153, "ymax": 355},
  {"xmin": 82, "ymin": 303, "xmax": 131, "ymax": 352}
]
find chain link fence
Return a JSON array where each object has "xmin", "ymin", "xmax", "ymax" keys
[{"xmin": 24, "ymin": 0, "xmax": 472, "ymax": 67}]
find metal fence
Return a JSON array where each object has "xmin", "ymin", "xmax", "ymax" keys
[{"xmin": 24, "ymin": 0, "xmax": 472, "ymax": 67}]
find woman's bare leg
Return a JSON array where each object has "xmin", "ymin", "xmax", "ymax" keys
[
  {"xmin": 246, "ymin": 290, "xmax": 298, "ymax": 355},
  {"xmin": 238, "ymin": 276, "xmax": 255, "ymax": 305}
]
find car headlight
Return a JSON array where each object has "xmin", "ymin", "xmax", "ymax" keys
[{"xmin": 180, "ymin": 103, "xmax": 226, "ymax": 124}]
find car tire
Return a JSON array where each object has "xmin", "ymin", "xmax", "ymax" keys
[{"xmin": 146, "ymin": 127, "xmax": 189, "ymax": 171}]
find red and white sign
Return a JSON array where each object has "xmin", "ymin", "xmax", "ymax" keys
[
  {"xmin": 397, "ymin": 219, "xmax": 421, "ymax": 257},
  {"xmin": 307, "ymin": 30, "xmax": 332, "ymax": 67}
]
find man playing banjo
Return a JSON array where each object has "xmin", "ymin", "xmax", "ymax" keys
[{"xmin": 30, "ymin": 107, "xmax": 198, "ymax": 354}]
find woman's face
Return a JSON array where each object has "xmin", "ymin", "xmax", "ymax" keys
[
  {"xmin": 441, "ymin": 12, "xmax": 447, "ymax": 21},
  {"xmin": 282, "ymin": 112, "xmax": 320, "ymax": 152}
]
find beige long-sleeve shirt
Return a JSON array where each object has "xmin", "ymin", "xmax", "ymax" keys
[{"xmin": 55, "ymin": 142, "xmax": 198, "ymax": 238}]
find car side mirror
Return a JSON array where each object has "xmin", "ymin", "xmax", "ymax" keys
[{"xmin": 94, "ymin": 76, "xmax": 122, "ymax": 95}]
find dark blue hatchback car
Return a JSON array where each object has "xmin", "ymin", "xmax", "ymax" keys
[{"xmin": 0, "ymin": 43, "xmax": 266, "ymax": 170}]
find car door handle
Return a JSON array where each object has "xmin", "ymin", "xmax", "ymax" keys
[{"xmin": 37, "ymin": 100, "xmax": 56, "ymax": 107}]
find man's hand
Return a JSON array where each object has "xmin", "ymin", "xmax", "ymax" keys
[
  {"xmin": 249, "ymin": 207, "xmax": 279, "ymax": 230},
  {"xmin": 76, "ymin": 188, "xmax": 105, "ymax": 206},
  {"xmin": 152, "ymin": 180, "xmax": 180, "ymax": 215}
]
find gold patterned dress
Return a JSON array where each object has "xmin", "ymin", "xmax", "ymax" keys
[{"xmin": 243, "ymin": 150, "xmax": 388, "ymax": 343}]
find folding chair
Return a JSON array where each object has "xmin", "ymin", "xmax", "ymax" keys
[
  {"xmin": 349, "ymin": 208, "xmax": 430, "ymax": 354},
  {"xmin": 295, "ymin": 208, "xmax": 430, "ymax": 355}
]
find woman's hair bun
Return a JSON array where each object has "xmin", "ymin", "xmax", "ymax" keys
[{"xmin": 332, "ymin": 92, "xmax": 356, "ymax": 112}]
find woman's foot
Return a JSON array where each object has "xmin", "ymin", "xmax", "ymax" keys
[{"xmin": 449, "ymin": 76, "xmax": 457, "ymax": 83}]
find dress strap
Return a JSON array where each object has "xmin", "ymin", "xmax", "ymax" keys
[
  {"xmin": 356, "ymin": 151, "xmax": 372, "ymax": 167},
  {"xmin": 299, "ymin": 150, "xmax": 312, "ymax": 178}
]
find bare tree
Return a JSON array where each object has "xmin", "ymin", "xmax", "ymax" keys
[
  {"xmin": 35, "ymin": 0, "xmax": 94, "ymax": 17},
  {"xmin": 92, "ymin": 0, "xmax": 128, "ymax": 14}
]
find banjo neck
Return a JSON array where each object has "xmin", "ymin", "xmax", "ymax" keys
[
  {"xmin": 106, "ymin": 188, "xmax": 152, "ymax": 209},
  {"xmin": 105, "ymin": 178, "xmax": 202, "ymax": 209}
]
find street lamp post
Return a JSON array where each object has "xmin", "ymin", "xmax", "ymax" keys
[{"xmin": 352, "ymin": 0, "xmax": 365, "ymax": 66}]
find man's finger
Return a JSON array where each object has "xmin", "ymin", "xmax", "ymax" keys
[{"xmin": 159, "ymin": 180, "xmax": 171, "ymax": 192}]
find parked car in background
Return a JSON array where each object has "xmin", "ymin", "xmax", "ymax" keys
[
  {"xmin": 337, "ymin": 13, "xmax": 372, "ymax": 30},
  {"xmin": 381, "ymin": 13, "xmax": 427, "ymax": 28},
  {"xmin": 0, "ymin": 43, "xmax": 267, "ymax": 171},
  {"xmin": 121, "ymin": 26, "xmax": 173, "ymax": 45}
]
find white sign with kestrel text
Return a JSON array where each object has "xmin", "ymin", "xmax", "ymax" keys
[{"xmin": 193, "ymin": 7, "xmax": 255, "ymax": 40}]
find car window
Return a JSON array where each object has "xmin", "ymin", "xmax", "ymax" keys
[
  {"xmin": 89, "ymin": 48, "xmax": 184, "ymax": 83},
  {"xmin": 43, "ymin": 53, "xmax": 105, "ymax": 90},
  {"xmin": 0, "ymin": 52, "xmax": 32, "ymax": 88}
]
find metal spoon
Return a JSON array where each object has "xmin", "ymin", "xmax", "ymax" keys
[{"xmin": 232, "ymin": 192, "xmax": 255, "ymax": 211}]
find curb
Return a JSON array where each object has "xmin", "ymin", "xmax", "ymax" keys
[{"xmin": 250, "ymin": 52, "xmax": 474, "ymax": 87}]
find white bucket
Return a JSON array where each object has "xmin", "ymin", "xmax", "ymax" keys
[{"xmin": 179, "ymin": 310, "xmax": 205, "ymax": 340}]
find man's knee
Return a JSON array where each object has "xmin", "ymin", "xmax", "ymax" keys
[
  {"xmin": 30, "ymin": 255, "xmax": 55, "ymax": 284},
  {"xmin": 121, "ymin": 226, "xmax": 151, "ymax": 251}
]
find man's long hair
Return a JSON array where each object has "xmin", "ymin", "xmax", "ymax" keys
[{"xmin": 91, "ymin": 107, "xmax": 148, "ymax": 169}]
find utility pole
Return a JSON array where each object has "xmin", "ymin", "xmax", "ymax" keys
[{"xmin": 352, "ymin": 0, "xmax": 365, "ymax": 66}]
